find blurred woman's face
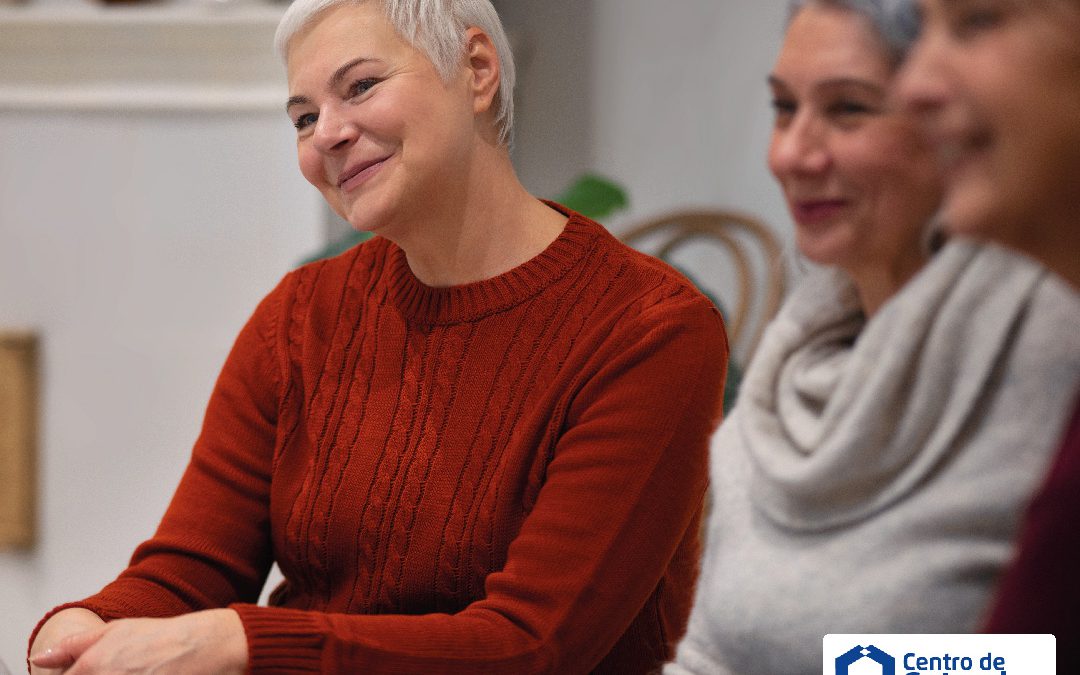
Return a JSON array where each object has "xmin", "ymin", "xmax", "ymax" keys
[
  {"xmin": 286, "ymin": 3, "xmax": 475, "ymax": 236},
  {"xmin": 768, "ymin": 4, "xmax": 942, "ymax": 279},
  {"xmin": 897, "ymin": 0, "xmax": 1080, "ymax": 260}
]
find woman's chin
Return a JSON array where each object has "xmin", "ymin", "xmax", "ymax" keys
[
  {"xmin": 794, "ymin": 229, "xmax": 855, "ymax": 269},
  {"xmin": 339, "ymin": 201, "xmax": 387, "ymax": 237},
  {"xmin": 939, "ymin": 188, "xmax": 1009, "ymax": 243}
]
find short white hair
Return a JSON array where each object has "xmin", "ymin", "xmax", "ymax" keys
[{"xmin": 276, "ymin": 0, "xmax": 516, "ymax": 146}]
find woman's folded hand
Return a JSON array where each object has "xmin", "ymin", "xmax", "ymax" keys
[
  {"xmin": 30, "ymin": 608, "xmax": 105, "ymax": 675},
  {"xmin": 30, "ymin": 608, "xmax": 246, "ymax": 675}
]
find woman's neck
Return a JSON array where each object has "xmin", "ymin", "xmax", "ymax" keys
[
  {"xmin": 847, "ymin": 252, "xmax": 928, "ymax": 318},
  {"xmin": 1018, "ymin": 212, "xmax": 1080, "ymax": 292},
  {"xmin": 1042, "ymin": 248, "xmax": 1080, "ymax": 292},
  {"xmin": 389, "ymin": 148, "xmax": 567, "ymax": 288}
]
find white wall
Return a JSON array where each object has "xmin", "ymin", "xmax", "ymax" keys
[
  {"xmin": 0, "ymin": 111, "xmax": 322, "ymax": 669},
  {"xmin": 497, "ymin": 0, "xmax": 594, "ymax": 199},
  {"xmin": 589, "ymin": 1, "xmax": 792, "ymax": 238},
  {"xmin": 502, "ymin": 1, "xmax": 793, "ymax": 240}
]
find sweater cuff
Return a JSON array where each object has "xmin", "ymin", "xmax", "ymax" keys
[{"xmin": 231, "ymin": 603, "xmax": 326, "ymax": 673}]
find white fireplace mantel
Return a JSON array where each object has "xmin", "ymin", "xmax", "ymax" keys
[{"xmin": 0, "ymin": 2, "xmax": 288, "ymax": 112}]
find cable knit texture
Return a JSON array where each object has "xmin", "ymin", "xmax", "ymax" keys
[
  {"xmin": 667, "ymin": 241, "xmax": 1080, "ymax": 675},
  {"xmin": 32, "ymin": 205, "xmax": 728, "ymax": 674}
]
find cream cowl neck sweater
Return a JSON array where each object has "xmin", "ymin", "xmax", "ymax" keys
[{"xmin": 669, "ymin": 241, "xmax": 1080, "ymax": 675}]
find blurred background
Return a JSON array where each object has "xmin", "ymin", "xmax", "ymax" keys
[{"xmin": 0, "ymin": 0, "xmax": 790, "ymax": 666}]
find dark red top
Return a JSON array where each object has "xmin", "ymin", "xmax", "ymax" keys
[
  {"xmin": 32, "ymin": 208, "xmax": 727, "ymax": 674},
  {"xmin": 984, "ymin": 395, "xmax": 1080, "ymax": 670}
]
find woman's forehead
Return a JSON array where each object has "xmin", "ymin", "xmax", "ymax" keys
[
  {"xmin": 775, "ymin": 6, "xmax": 893, "ymax": 84},
  {"xmin": 287, "ymin": 3, "xmax": 403, "ymax": 68},
  {"xmin": 286, "ymin": 4, "xmax": 415, "ymax": 80}
]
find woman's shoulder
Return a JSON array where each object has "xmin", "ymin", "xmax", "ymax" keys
[
  {"xmin": 569, "ymin": 212, "xmax": 722, "ymax": 323},
  {"xmin": 951, "ymin": 239, "xmax": 1080, "ymax": 338},
  {"xmin": 236, "ymin": 236, "xmax": 392, "ymax": 362},
  {"xmin": 985, "ymin": 243, "xmax": 1080, "ymax": 385}
]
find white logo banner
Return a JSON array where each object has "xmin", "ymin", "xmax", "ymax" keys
[{"xmin": 824, "ymin": 634, "xmax": 1055, "ymax": 675}]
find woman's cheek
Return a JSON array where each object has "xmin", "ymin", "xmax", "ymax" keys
[{"xmin": 297, "ymin": 145, "xmax": 322, "ymax": 188}]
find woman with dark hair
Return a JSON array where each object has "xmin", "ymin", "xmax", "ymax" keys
[
  {"xmin": 667, "ymin": 1, "xmax": 1080, "ymax": 672},
  {"xmin": 898, "ymin": 0, "xmax": 1080, "ymax": 667}
]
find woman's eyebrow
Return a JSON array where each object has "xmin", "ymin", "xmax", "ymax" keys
[
  {"xmin": 328, "ymin": 56, "xmax": 376, "ymax": 89},
  {"xmin": 816, "ymin": 78, "xmax": 885, "ymax": 94},
  {"xmin": 766, "ymin": 75, "xmax": 885, "ymax": 96},
  {"xmin": 286, "ymin": 57, "xmax": 380, "ymax": 112}
]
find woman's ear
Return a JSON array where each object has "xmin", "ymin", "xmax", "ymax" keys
[{"xmin": 463, "ymin": 27, "xmax": 500, "ymax": 116}]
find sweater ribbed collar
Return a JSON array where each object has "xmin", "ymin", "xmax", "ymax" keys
[{"xmin": 384, "ymin": 202, "xmax": 600, "ymax": 325}]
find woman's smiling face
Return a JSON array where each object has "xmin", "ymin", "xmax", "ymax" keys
[
  {"xmin": 897, "ymin": 0, "xmax": 1080, "ymax": 268},
  {"xmin": 285, "ymin": 2, "xmax": 477, "ymax": 236},
  {"xmin": 768, "ymin": 3, "xmax": 942, "ymax": 281}
]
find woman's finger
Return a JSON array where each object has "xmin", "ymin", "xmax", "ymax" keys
[{"xmin": 29, "ymin": 627, "xmax": 106, "ymax": 668}]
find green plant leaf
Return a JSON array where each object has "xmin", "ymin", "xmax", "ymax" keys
[
  {"xmin": 299, "ymin": 229, "xmax": 374, "ymax": 266},
  {"xmin": 555, "ymin": 173, "xmax": 629, "ymax": 221}
]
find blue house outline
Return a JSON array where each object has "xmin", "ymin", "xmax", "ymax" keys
[{"xmin": 836, "ymin": 644, "xmax": 896, "ymax": 675}]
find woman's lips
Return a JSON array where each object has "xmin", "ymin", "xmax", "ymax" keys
[
  {"xmin": 338, "ymin": 155, "xmax": 391, "ymax": 192},
  {"xmin": 791, "ymin": 199, "xmax": 849, "ymax": 226}
]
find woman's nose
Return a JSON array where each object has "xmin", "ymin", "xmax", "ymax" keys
[
  {"xmin": 769, "ymin": 114, "xmax": 830, "ymax": 178},
  {"xmin": 312, "ymin": 107, "xmax": 359, "ymax": 153},
  {"xmin": 894, "ymin": 32, "xmax": 951, "ymax": 117}
]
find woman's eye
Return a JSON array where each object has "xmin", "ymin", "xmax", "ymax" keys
[
  {"xmin": 771, "ymin": 99, "xmax": 796, "ymax": 125},
  {"xmin": 293, "ymin": 112, "xmax": 318, "ymax": 131},
  {"xmin": 828, "ymin": 100, "xmax": 874, "ymax": 118},
  {"xmin": 771, "ymin": 99, "xmax": 796, "ymax": 114},
  {"xmin": 956, "ymin": 9, "xmax": 1002, "ymax": 34},
  {"xmin": 348, "ymin": 78, "xmax": 379, "ymax": 98},
  {"xmin": 950, "ymin": 1, "xmax": 1005, "ymax": 37}
]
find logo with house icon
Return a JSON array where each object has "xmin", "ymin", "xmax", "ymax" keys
[{"xmin": 835, "ymin": 644, "xmax": 896, "ymax": 675}]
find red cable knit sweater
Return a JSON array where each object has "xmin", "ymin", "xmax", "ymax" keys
[{"xmin": 32, "ymin": 207, "xmax": 728, "ymax": 674}]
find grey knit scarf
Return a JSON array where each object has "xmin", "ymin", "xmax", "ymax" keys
[{"xmin": 740, "ymin": 240, "xmax": 1072, "ymax": 530}]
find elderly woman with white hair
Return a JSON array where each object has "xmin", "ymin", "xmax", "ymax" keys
[
  {"xmin": 27, "ymin": 1, "xmax": 726, "ymax": 672},
  {"xmin": 667, "ymin": 0, "xmax": 1080, "ymax": 673}
]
